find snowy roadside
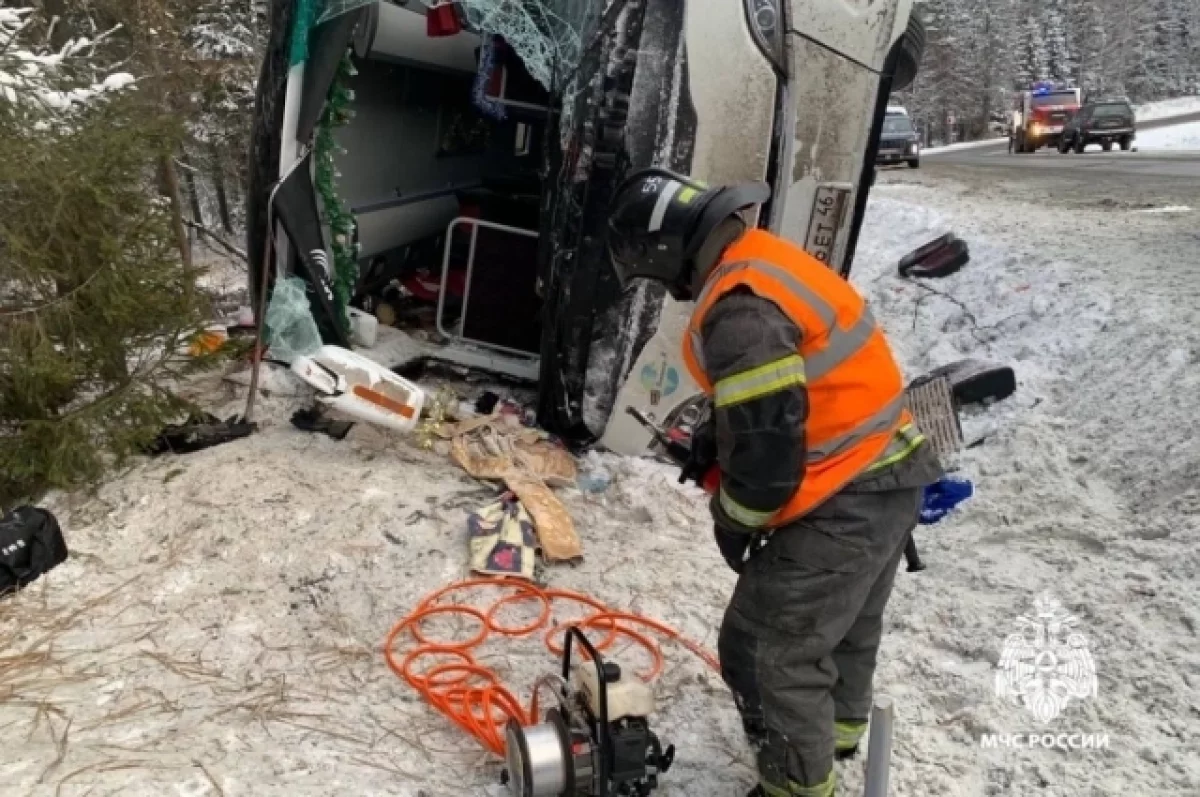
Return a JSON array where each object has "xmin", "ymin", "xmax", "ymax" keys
[
  {"xmin": 862, "ymin": 171, "xmax": 1199, "ymax": 794},
  {"xmin": 3, "ymin": 173, "xmax": 1198, "ymax": 796},
  {"xmin": 1136, "ymin": 95, "xmax": 1200, "ymax": 122},
  {"xmin": 1137, "ymin": 120, "xmax": 1200, "ymax": 151}
]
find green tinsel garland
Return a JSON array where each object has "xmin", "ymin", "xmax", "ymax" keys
[{"xmin": 313, "ymin": 51, "xmax": 359, "ymax": 333}]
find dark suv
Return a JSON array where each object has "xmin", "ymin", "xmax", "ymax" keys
[
  {"xmin": 1059, "ymin": 98, "xmax": 1136, "ymax": 153},
  {"xmin": 877, "ymin": 109, "xmax": 921, "ymax": 168}
]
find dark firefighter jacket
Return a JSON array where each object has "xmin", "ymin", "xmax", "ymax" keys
[{"xmin": 683, "ymin": 229, "xmax": 942, "ymax": 529}]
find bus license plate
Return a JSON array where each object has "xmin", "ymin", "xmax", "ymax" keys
[{"xmin": 805, "ymin": 183, "xmax": 852, "ymax": 269}]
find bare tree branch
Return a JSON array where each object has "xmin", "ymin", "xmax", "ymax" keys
[{"xmin": 184, "ymin": 219, "xmax": 248, "ymax": 263}]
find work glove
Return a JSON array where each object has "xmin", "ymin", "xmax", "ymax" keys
[{"xmin": 709, "ymin": 492, "xmax": 758, "ymax": 574}]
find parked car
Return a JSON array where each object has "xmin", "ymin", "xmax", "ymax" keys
[
  {"xmin": 1058, "ymin": 97, "xmax": 1136, "ymax": 153},
  {"xmin": 248, "ymin": 0, "xmax": 926, "ymax": 450},
  {"xmin": 877, "ymin": 107, "xmax": 921, "ymax": 168}
]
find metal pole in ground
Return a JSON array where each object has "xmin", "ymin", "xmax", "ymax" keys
[{"xmin": 863, "ymin": 696, "xmax": 895, "ymax": 797}]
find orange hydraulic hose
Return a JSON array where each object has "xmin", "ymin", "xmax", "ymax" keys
[{"xmin": 383, "ymin": 577, "xmax": 720, "ymax": 756}]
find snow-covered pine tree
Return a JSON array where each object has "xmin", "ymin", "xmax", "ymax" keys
[
  {"xmin": 1016, "ymin": 12, "xmax": 1049, "ymax": 87},
  {"xmin": 908, "ymin": 0, "xmax": 959, "ymax": 143},
  {"xmin": 893, "ymin": 0, "xmax": 1200, "ymax": 141},
  {"xmin": 1158, "ymin": 0, "xmax": 1193, "ymax": 96},
  {"xmin": 1066, "ymin": 0, "xmax": 1106, "ymax": 96},
  {"xmin": 1186, "ymin": 0, "xmax": 1200, "ymax": 93},
  {"xmin": 0, "ymin": 5, "xmax": 213, "ymax": 504},
  {"xmin": 1042, "ymin": 0, "xmax": 1074, "ymax": 82},
  {"xmin": 1122, "ymin": 0, "xmax": 1167, "ymax": 100}
]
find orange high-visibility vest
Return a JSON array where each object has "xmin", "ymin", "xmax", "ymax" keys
[{"xmin": 681, "ymin": 229, "xmax": 919, "ymax": 525}]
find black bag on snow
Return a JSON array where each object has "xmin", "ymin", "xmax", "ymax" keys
[{"xmin": 0, "ymin": 506, "xmax": 69, "ymax": 596}]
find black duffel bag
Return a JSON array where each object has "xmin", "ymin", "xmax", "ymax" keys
[{"xmin": 1, "ymin": 506, "xmax": 69, "ymax": 596}]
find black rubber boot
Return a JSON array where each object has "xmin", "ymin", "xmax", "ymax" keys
[{"xmin": 834, "ymin": 745, "xmax": 859, "ymax": 761}]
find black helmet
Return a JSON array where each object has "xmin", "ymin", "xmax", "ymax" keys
[{"xmin": 607, "ymin": 168, "xmax": 770, "ymax": 300}]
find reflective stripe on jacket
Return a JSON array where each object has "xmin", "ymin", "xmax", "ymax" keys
[{"xmin": 682, "ymin": 229, "xmax": 921, "ymax": 526}]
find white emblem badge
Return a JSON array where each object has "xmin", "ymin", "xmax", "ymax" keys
[{"xmin": 996, "ymin": 593, "xmax": 1098, "ymax": 723}]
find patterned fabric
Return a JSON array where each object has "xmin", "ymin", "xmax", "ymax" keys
[{"xmin": 468, "ymin": 494, "xmax": 539, "ymax": 580}]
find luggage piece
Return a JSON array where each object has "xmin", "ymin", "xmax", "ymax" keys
[
  {"xmin": 899, "ymin": 237, "xmax": 970, "ymax": 279},
  {"xmin": 1, "ymin": 506, "xmax": 68, "ymax": 596},
  {"xmin": 897, "ymin": 233, "xmax": 956, "ymax": 273},
  {"xmin": 907, "ymin": 238, "xmax": 969, "ymax": 278},
  {"xmin": 913, "ymin": 359, "xmax": 1016, "ymax": 406}
]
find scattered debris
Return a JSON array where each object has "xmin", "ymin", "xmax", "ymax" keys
[
  {"xmin": 187, "ymin": 325, "xmax": 228, "ymax": 357},
  {"xmin": 915, "ymin": 359, "xmax": 1017, "ymax": 407},
  {"xmin": 443, "ymin": 414, "xmax": 582, "ymax": 559},
  {"xmin": 347, "ymin": 307, "xmax": 378, "ymax": 348},
  {"xmin": 576, "ymin": 466, "xmax": 612, "ymax": 494},
  {"xmin": 475, "ymin": 390, "xmax": 501, "ymax": 415},
  {"xmin": 143, "ymin": 413, "xmax": 256, "ymax": 456},
  {"xmin": 413, "ymin": 387, "xmax": 469, "ymax": 449},
  {"xmin": 290, "ymin": 406, "xmax": 355, "ymax": 441},
  {"xmin": 503, "ymin": 475, "xmax": 582, "ymax": 562},
  {"xmin": 919, "ymin": 476, "xmax": 975, "ymax": 525},
  {"xmin": 898, "ymin": 233, "xmax": 970, "ymax": 278},
  {"xmin": 468, "ymin": 494, "xmax": 539, "ymax": 580},
  {"xmin": 291, "ymin": 345, "xmax": 426, "ymax": 433},
  {"xmin": 904, "ymin": 375, "xmax": 963, "ymax": 460},
  {"xmin": 446, "ymin": 415, "xmax": 577, "ymax": 487},
  {"xmin": 264, "ymin": 275, "xmax": 324, "ymax": 363},
  {"xmin": 497, "ymin": 397, "xmax": 537, "ymax": 427},
  {"xmin": 1, "ymin": 506, "xmax": 68, "ymax": 596},
  {"xmin": 898, "ymin": 233, "xmax": 955, "ymax": 272}
]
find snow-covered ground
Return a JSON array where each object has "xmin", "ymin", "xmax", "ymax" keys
[
  {"xmin": 1136, "ymin": 120, "xmax": 1200, "ymax": 151},
  {"xmin": 3, "ymin": 172, "xmax": 1198, "ymax": 796},
  {"xmin": 1136, "ymin": 95, "xmax": 1200, "ymax": 122},
  {"xmin": 860, "ymin": 171, "xmax": 1199, "ymax": 794}
]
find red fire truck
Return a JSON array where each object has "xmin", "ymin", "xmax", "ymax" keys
[{"xmin": 1009, "ymin": 81, "xmax": 1081, "ymax": 153}]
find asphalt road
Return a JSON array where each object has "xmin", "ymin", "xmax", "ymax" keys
[{"xmin": 924, "ymin": 110, "xmax": 1200, "ymax": 179}]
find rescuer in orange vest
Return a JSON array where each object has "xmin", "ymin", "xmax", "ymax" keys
[{"xmin": 607, "ymin": 169, "xmax": 943, "ymax": 797}]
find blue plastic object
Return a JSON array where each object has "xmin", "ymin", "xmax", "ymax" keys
[{"xmin": 919, "ymin": 476, "xmax": 974, "ymax": 525}]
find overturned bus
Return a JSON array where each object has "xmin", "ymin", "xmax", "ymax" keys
[{"xmin": 247, "ymin": 0, "xmax": 925, "ymax": 453}]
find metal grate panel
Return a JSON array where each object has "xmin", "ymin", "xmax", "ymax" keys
[{"xmin": 905, "ymin": 375, "xmax": 962, "ymax": 461}]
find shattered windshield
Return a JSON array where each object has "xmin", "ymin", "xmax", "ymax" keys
[{"xmin": 318, "ymin": 0, "xmax": 605, "ymax": 90}]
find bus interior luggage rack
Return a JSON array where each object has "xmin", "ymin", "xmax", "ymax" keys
[{"xmin": 434, "ymin": 216, "xmax": 541, "ymax": 382}]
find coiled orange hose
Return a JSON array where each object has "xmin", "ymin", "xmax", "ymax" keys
[{"xmin": 383, "ymin": 577, "xmax": 721, "ymax": 756}]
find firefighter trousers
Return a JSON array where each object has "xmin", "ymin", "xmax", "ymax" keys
[{"xmin": 717, "ymin": 477, "xmax": 924, "ymax": 792}]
